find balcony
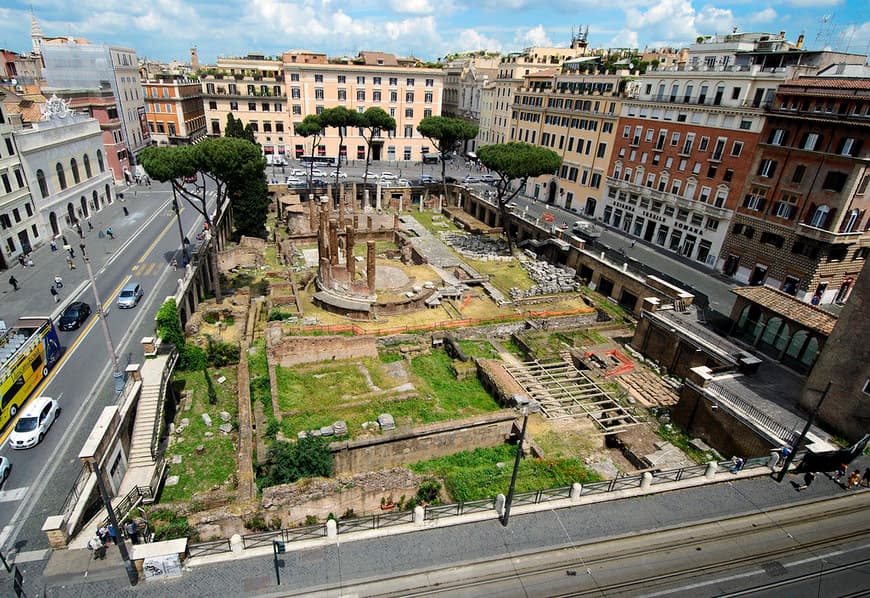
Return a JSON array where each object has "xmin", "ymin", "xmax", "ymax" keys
[
  {"xmin": 796, "ymin": 223, "xmax": 865, "ymax": 244},
  {"xmin": 608, "ymin": 177, "xmax": 731, "ymax": 219}
]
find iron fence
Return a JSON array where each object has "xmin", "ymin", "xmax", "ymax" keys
[
  {"xmin": 609, "ymin": 475, "xmax": 642, "ymax": 491},
  {"xmin": 282, "ymin": 524, "xmax": 327, "ymax": 543},
  {"xmin": 241, "ymin": 530, "xmax": 282, "ymax": 550},
  {"xmin": 188, "ymin": 538, "xmax": 232, "ymax": 558},
  {"xmin": 708, "ymin": 382, "xmax": 800, "ymax": 446},
  {"xmin": 337, "ymin": 517, "xmax": 375, "ymax": 535},
  {"xmin": 376, "ymin": 510, "xmax": 415, "ymax": 528},
  {"xmin": 461, "ymin": 498, "xmax": 495, "ymax": 514},
  {"xmin": 60, "ymin": 464, "xmax": 92, "ymax": 521}
]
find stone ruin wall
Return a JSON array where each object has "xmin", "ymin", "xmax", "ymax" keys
[{"xmin": 265, "ymin": 322, "xmax": 377, "ymax": 367}]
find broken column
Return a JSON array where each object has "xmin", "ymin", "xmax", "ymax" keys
[
  {"xmin": 367, "ymin": 241, "xmax": 376, "ymax": 293},
  {"xmin": 346, "ymin": 225, "xmax": 356, "ymax": 280},
  {"xmin": 329, "ymin": 221, "xmax": 339, "ymax": 266}
]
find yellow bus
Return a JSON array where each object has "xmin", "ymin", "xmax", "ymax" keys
[{"xmin": 0, "ymin": 317, "xmax": 63, "ymax": 430}]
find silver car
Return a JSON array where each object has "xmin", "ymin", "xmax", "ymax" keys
[{"xmin": 117, "ymin": 282, "xmax": 143, "ymax": 309}]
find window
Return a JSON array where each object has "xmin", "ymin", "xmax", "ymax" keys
[
  {"xmin": 768, "ymin": 128, "xmax": 787, "ymax": 146},
  {"xmin": 425, "ymin": 78, "xmax": 433, "ymax": 87},
  {"xmin": 209, "ymin": 101, "xmax": 217, "ymax": 110},
  {"xmin": 838, "ymin": 137, "xmax": 863, "ymax": 156},
  {"xmin": 357, "ymin": 76, "xmax": 365, "ymax": 85},
  {"xmin": 730, "ymin": 141, "xmax": 743, "ymax": 157},
  {"xmin": 96, "ymin": 150, "xmax": 104, "ymax": 172},
  {"xmin": 373, "ymin": 91, "xmax": 381, "ymax": 102},
  {"xmin": 681, "ymin": 134, "xmax": 694, "ymax": 154},
  {"xmin": 405, "ymin": 91, "xmax": 414, "ymax": 102},
  {"xmin": 802, "ymin": 132, "xmax": 820, "ymax": 150},
  {"xmin": 56, "ymin": 163, "xmax": 67, "ymax": 190},
  {"xmin": 698, "ymin": 136, "xmax": 709, "ymax": 151},
  {"xmin": 389, "ymin": 77, "xmax": 397, "ymax": 86},
  {"xmin": 791, "ymin": 165, "xmax": 806, "ymax": 184},
  {"xmin": 314, "ymin": 74, "xmax": 323, "ymax": 82},
  {"xmin": 858, "ymin": 175, "xmax": 870, "ymax": 195},
  {"xmin": 36, "ymin": 169, "xmax": 49, "ymax": 198},
  {"xmin": 406, "ymin": 78, "xmax": 415, "ymax": 86},
  {"xmin": 230, "ymin": 101, "xmax": 239, "ymax": 110},
  {"xmin": 337, "ymin": 75, "xmax": 346, "ymax": 84},
  {"xmin": 248, "ymin": 102, "xmax": 256, "ymax": 110},
  {"xmin": 698, "ymin": 186, "xmax": 711, "ymax": 203},
  {"xmin": 424, "ymin": 91, "xmax": 433, "ymax": 103},
  {"xmin": 291, "ymin": 87, "xmax": 301, "ymax": 99},
  {"xmin": 315, "ymin": 88, "xmax": 324, "ymax": 100},
  {"xmin": 760, "ymin": 232, "xmax": 785, "ymax": 248},
  {"xmin": 338, "ymin": 89, "xmax": 347, "ymax": 101},
  {"xmin": 357, "ymin": 90, "xmax": 365, "ymax": 101},
  {"xmin": 822, "ymin": 171, "xmax": 847, "ymax": 192},
  {"xmin": 670, "ymin": 132, "xmax": 680, "ymax": 146},
  {"xmin": 711, "ymin": 138, "xmax": 725, "ymax": 161},
  {"xmin": 404, "ymin": 125, "xmax": 413, "ymax": 138},
  {"xmin": 774, "ymin": 196, "xmax": 797, "ymax": 220},
  {"xmin": 757, "ymin": 159, "xmax": 777, "ymax": 178},
  {"xmin": 745, "ymin": 189, "xmax": 766, "ymax": 211},
  {"xmin": 373, "ymin": 77, "xmax": 381, "ymax": 85},
  {"xmin": 70, "ymin": 159, "xmax": 80, "ymax": 184},
  {"xmin": 843, "ymin": 208, "xmax": 860, "ymax": 232},
  {"xmin": 390, "ymin": 91, "xmax": 398, "ymax": 102},
  {"xmin": 810, "ymin": 205, "xmax": 830, "ymax": 228},
  {"xmin": 292, "ymin": 105, "xmax": 301, "ymax": 115},
  {"xmin": 83, "ymin": 154, "xmax": 92, "ymax": 178}
]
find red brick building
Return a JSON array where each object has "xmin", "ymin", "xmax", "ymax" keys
[{"xmin": 719, "ymin": 66, "xmax": 870, "ymax": 305}]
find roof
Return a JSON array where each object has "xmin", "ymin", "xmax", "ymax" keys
[
  {"xmin": 731, "ymin": 286, "xmax": 838, "ymax": 336},
  {"xmin": 358, "ymin": 51, "xmax": 399, "ymax": 67}
]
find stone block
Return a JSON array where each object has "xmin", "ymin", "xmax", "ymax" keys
[
  {"xmin": 220, "ymin": 411, "xmax": 231, "ymax": 423},
  {"xmin": 165, "ymin": 475, "xmax": 180, "ymax": 487},
  {"xmin": 202, "ymin": 413, "xmax": 213, "ymax": 427},
  {"xmin": 219, "ymin": 423, "xmax": 233, "ymax": 434}
]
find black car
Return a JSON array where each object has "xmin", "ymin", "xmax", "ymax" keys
[{"xmin": 59, "ymin": 301, "xmax": 91, "ymax": 331}]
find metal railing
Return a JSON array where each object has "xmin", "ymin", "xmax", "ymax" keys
[
  {"xmin": 98, "ymin": 485, "xmax": 153, "ymax": 529},
  {"xmin": 150, "ymin": 349, "xmax": 179, "ymax": 461},
  {"xmin": 707, "ymin": 382, "xmax": 800, "ymax": 446},
  {"xmin": 188, "ymin": 538, "xmax": 232, "ymax": 558},
  {"xmin": 59, "ymin": 464, "xmax": 92, "ymax": 521}
]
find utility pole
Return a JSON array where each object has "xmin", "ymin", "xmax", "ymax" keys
[
  {"xmin": 92, "ymin": 461, "xmax": 138, "ymax": 585},
  {"xmin": 501, "ymin": 397, "xmax": 540, "ymax": 527},
  {"xmin": 80, "ymin": 241, "xmax": 124, "ymax": 392},
  {"xmin": 776, "ymin": 381, "xmax": 832, "ymax": 482}
]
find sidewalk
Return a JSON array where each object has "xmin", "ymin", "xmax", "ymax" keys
[{"xmin": 0, "ymin": 183, "xmax": 171, "ymax": 326}]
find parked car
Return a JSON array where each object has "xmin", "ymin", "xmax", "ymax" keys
[
  {"xmin": 9, "ymin": 396, "xmax": 60, "ymax": 449},
  {"xmin": 0, "ymin": 456, "xmax": 10, "ymax": 484},
  {"xmin": 285, "ymin": 177, "xmax": 304, "ymax": 186},
  {"xmin": 289, "ymin": 168, "xmax": 306, "ymax": 176},
  {"xmin": 379, "ymin": 172, "xmax": 397, "ymax": 180},
  {"xmin": 311, "ymin": 168, "xmax": 328, "ymax": 177},
  {"xmin": 463, "ymin": 175, "xmax": 480, "ymax": 184},
  {"xmin": 396, "ymin": 178, "xmax": 411, "ymax": 187},
  {"xmin": 58, "ymin": 301, "xmax": 91, "ymax": 331},
  {"xmin": 335, "ymin": 171, "xmax": 348, "ymax": 179},
  {"xmin": 480, "ymin": 174, "xmax": 496, "ymax": 183},
  {"xmin": 117, "ymin": 282, "xmax": 144, "ymax": 309},
  {"xmin": 419, "ymin": 174, "xmax": 436, "ymax": 183}
]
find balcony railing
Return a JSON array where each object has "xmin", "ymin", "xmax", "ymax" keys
[{"xmin": 796, "ymin": 223, "xmax": 865, "ymax": 244}]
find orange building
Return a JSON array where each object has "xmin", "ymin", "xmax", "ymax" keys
[{"xmin": 143, "ymin": 75, "xmax": 206, "ymax": 145}]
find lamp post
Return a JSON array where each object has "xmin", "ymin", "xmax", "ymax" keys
[
  {"xmin": 172, "ymin": 198, "xmax": 189, "ymax": 265},
  {"xmin": 776, "ymin": 380, "xmax": 832, "ymax": 482},
  {"xmin": 501, "ymin": 395, "xmax": 541, "ymax": 527},
  {"xmin": 92, "ymin": 460, "xmax": 138, "ymax": 585},
  {"xmin": 80, "ymin": 242, "xmax": 124, "ymax": 393}
]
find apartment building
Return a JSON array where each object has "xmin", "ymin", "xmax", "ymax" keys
[
  {"xmin": 508, "ymin": 69, "xmax": 624, "ymax": 216},
  {"xmin": 478, "ymin": 33, "xmax": 593, "ymax": 147},
  {"xmin": 719, "ymin": 66, "xmax": 870, "ymax": 305},
  {"xmin": 602, "ymin": 32, "xmax": 867, "ymax": 268},
  {"xmin": 442, "ymin": 54, "xmax": 499, "ymax": 152},
  {"xmin": 143, "ymin": 76, "xmax": 206, "ymax": 145},
  {"xmin": 0, "ymin": 92, "xmax": 39, "ymax": 268},
  {"xmin": 281, "ymin": 50, "xmax": 444, "ymax": 162}
]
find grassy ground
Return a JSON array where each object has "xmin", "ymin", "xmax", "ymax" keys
[
  {"xmin": 456, "ymin": 339, "xmax": 499, "ymax": 359},
  {"xmin": 411, "ymin": 211, "xmax": 461, "ymax": 235},
  {"xmin": 409, "ymin": 443, "xmax": 602, "ymax": 502},
  {"xmin": 276, "ymin": 349, "xmax": 500, "ymax": 439},
  {"xmin": 468, "ymin": 258, "xmax": 534, "ymax": 294},
  {"xmin": 162, "ymin": 367, "xmax": 239, "ymax": 502}
]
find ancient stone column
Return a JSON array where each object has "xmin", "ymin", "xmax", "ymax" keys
[
  {"xmin": 318, "ymin": 204, "xmax": 329, "ymax": 262},
  {"xmin": 339, "ymin": 188, "xmax": 346, "ymax": 227},
  {"xmin": 376, "ymin": 185, "xmax": 382, "ymax": 210},
  {"xmin": 329, "ymin": 221, "xmax": 339, "ymax": 266},
  {"xmin": 309, "ymin": 196, "xmax": 318, "ymax": 232},
  {"xmin": 363, "ymin": 189, "xmax": 370, "ymax": 212},
  {"xmin": 367, "ymin": 241, "xmax": 376, "ymax": 293},
  {"xmin": 398, "ymin": 197, "xmax": 403, "ymax": 212},
  {"xmin": 320, "ymin": 256, "xmax": 331, "ymax": 288},
  {"xmin": 346, "ymin": 225, "xmax": 356, "ymax": 281},
  {"xmin": 438, "ymin": 194, "xmax": 443, "ymax": 213}
]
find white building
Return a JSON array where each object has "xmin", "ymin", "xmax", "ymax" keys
[{"xmin": 14, "ymin": 95, "xmax": 115, "ymax": 238}]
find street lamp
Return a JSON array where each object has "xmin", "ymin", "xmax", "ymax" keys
[
  {"xmin": 172, "ymin": 198, "xmax": 189, "ymax": 265},
  {"xmin": 80, "ymin": 242, "xmax": 124, "ymax": 393},
  {"xmin": 501, "ymin": 395, "xmax": 541, "ymax": 527},
  {"xmin": 92, "ymin": 460, "xmax": 138, "ymax": 585},
  {"xmin": 776, "ymin": 380, "xmax": 832, "ymax": 483}
]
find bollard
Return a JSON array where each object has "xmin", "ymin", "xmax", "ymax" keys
[
  {"xmin": 704, "ymin": 461, "xmax": 718, "ymax": 479},
  {"xmin": 230, "ymin": 533, "xmax": 244, "ymax": 553},
  {"xmin": 494, "ymin": 493, "xmax": 506, "ymax": 517},
  {"xmin": 326, "ymin": 519, "xmax": 337, "ymax": 539},
  {"xmin": 414, "ymin": 505, "xmax": 425, "ymax": 526},
  {"xmin": 570, "ymin": 483, "xmax": 582, "ymax": 501},
  {"xmin": 641, "ymin": 471, "xmax": 653, "ymax": 490}
]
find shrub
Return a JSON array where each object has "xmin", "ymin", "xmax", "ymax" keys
[
  {"xmin": 304, "ymin": 515, "xmax": 319, "ymax": 526},
  {"xmin": 265, "ymin": 417, "xmax": 280, "ymax": 440},
  {"xmin": 203, "ymin": 368, "xmax": 218, "ymax": 405},
  {"xmin": 244, "ymin": 514, "xmax": 269, "ymax": 532},
  {"xmin": 156, "ymin": 300, "xmax": 184, "ymax": 349},
  {"xmin": 207, "ymin": 336, "xmax": 240, "ymax": 367},
  {"xmin": 179, "ymin": 345, "xmax": 207, "ymax": 371},
  {"xmin": 416, "ymin": 479, "xmax": 441, "ymax": 506},
  {"xmin": 261, "ymin": 437, "xmax": 334, "ymax": 487}
]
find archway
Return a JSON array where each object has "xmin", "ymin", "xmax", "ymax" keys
[
  {"xmin": 80, "ymin": 196, "xmax": 89, "ymax": 218},
  {"xmin": 92, "ymin": 190, "xmax": 99, "ymax": 211},
  {"xmin": 105, "ymin": 183, "xmax": 112, "ymax": 204},
  {"xmin": 66, "ymin": 202, "xmax": 76, "ymax": 226},
  {"xmin": 49, "ymin": 212, "xmax": 59, "ymax": 236}
]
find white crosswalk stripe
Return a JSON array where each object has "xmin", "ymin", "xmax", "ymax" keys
[{"xmin": 0, "ymin": 487, "xmax": 28, "ymax": 503}]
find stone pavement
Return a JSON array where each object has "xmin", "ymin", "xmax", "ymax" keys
[
  {"xmin": 3, "ymin": 458, "xmax": 866, "ymax": 597},
  {"xmin": 0, "ymin": 182, "xmax": 173, "ymax": 327}
]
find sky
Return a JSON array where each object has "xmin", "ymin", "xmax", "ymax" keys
[{"xmin": 1, "ymin": 0, "xmax": 868, "ymax": 65}]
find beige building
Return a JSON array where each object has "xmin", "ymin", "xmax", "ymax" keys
[
  {"xmin": 507, "ymin": 69, "xmax": 625, "ymax": 215},
  {"xmin": 442, "ymin": 53, "xmax": 499, "ymax": 152},
  {"xmin": 479, "ymin": 33, "xmax": 594, "ymax": 147},
  {"xmin": 199, "ymin": 51, "xmax": 444, "ymax": 164},
  {"xmin": 143, "ymin": 76, "xmax": 206, "ymax": 146}
]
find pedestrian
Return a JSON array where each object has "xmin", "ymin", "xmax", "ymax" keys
[
  {"xmin": 17, "ymin": 254, "xmax": 26, "ymax": 267},
  {"xmin": 730, "ymin": 456, "xmax": 745, "ymax": 473},
  {"xmin": 66, "ymin": 246, "xmax": 75, "ymax": 258},
  {"xmin": 170, "ymin": 258, "xmax": 177, "ymax": 271},
  {"xmin": 65, "ymin": 255, "xmax": 76, "ymax": 270},
  {"xmin": 87, "ymin": 218, "xmax": 93, "ymax": 231},
  {"xmin": 9, "ymin": 275, "xmax": 18, "ymax": 291},
  {"xmin": 107, "ymin": 523, "xmax": 117, "ymax": 545},
  {"xmin": 124, "ymin": 520, "xmax": 139, "ymax": 545},
  {"xmin": 846, "ymin": 469, "xmax": 861, "ymax": 489},
  {"xmin": 26, "ymin": 254, "xmax": 33, "ymax": 267},
  {"xmin": 50, "ymin": 286, "xmax": 59, "ymax": 302},
  {"xmin": 777, "ymin": 445, "xmax": 791, "ymax": 466},
  {"xmin": 75, "ymin": 222, "xmax": 83, "ymax": 237},
  {"xmin": 54, "ymin": 275, "xmax": 63, "ymax": 288},
  {"xmin": 97, "ymin": 526, "xmax": 109, "ymax": 545},
  {"xmin": 833, "ymin": 463, "xmax": 847, "ymax": 483},
  {"xmin": 50, "ymin": 238, "xmax": 57, "ymax": 252},
  {"xmin": 630, "ymin": 240, "xmax": 637, "ymax": 248},
  {"xmin": 797, "ymin": 471, "xmax": 816, "ymax": 491},
  {"xmin": 87, "ymin": 535, "xmax": 106, "ymax": 560},
  {"xmin": 123, "ymin": 206, "xmax": 129, "ymax": 216},
  {"xmin": 862, "ymin": 467, "xmax": 870, "ymax": 488},
  {"xmin": 106, "ymin": 227, "xmax": 114, "ymax": 240}
]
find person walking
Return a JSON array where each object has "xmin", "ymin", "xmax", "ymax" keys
[
  {"xmin": 124, "ymin": 520, "xmax": 139, "ymax": 545},
  {"xmin": 54, "ymin": 275, "xmax": 63, "ymax": 288},
  {"xmin": 846, "ymin": 469, "xmax": 861, "ymax": 489},
  {"xmin": 50, "ymin": 286, "xmax": 59, "ymax": 302},
  {"xmin": 50, "ymin": 238, "xmax": 57, "ymax": 252},
  {"xmin": 9, "ymin": 275, "xmax": 18, "ymax": 291},
  {"xmin": 17, "ymin": 254, "xmax": 26, "ymax": 267},
  {"xmin": 833, "ymin": 463, "xmax": 847, "ymax": 483},
  {"xmin": 106, "ymin": 226, "xmax": 114, "ymax": 240},
  {"xmin": 26, "ymin": 254, "xmax": 33, "ymax": 268},
  {"xmin": 87, "ymin": 218, "xmax": 93, "ymax": 231},
  {"xmin": 862, "ymin": 467, "xmax": 870, "ymax": 488},
  {"xmin": 797, "ymin": 471, "xmax": 816, "ymax": 491},
  {"xmin": 730, "ymin": 456, "xmax": 745, "ymax": 473},
  {"xmin": 123, "ymin": 206, "xmax": 129, "ymax": 216},
  {"xmin": 107, "ymin": 523, "xmax": 118, "ymax": 545},
  {"xmin": 65, "ymin": 255, "xmax": 76, "ymax": 270},
  {"xmin": 87, "ymin": 535, "xmax": 106, "ymax": 560},
  {"xmin": 66, "ymin": 246, "xmax": 75, "ymax": 258}
]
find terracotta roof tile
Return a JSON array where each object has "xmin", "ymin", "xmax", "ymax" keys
[{"xmin": 731, "ymin": 286, "xmax": 838, "ymax": 336}]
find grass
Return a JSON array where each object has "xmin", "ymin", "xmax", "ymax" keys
[
  {"xmin": 353, "ymin": 241, "xmax": 398, "ymax": 256},
  {"xmin": 656, "ymin": 422, "xmax": 712, "ymax": 464},
  {"xmin": 162, "ymin": 367, "xmax": 239, "ymax": 502},
  {"xmin": 409, "ymin": 444, "xmax": 602, "ymax": 502},
  {"xmin": 410, "ymin": 211, "xmax": 461, "ymax": 236},
  {"xmin": 275, "ymin": 348, "xmax": 500, "ymax": 439},
  {"xmin": 456, "ymin": 339, "xmax": 498, "ymax": 359},
  {"xmin": 248, "ymin": 341, "xmax": 271, "ymax": 414},
  {"xmin": 467, "ymin": 258, "xmax": 534, "ymax": 294}
]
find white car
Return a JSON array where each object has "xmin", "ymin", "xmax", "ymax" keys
[
  {"xmin": 311, "ymin": 168, "xmax": 328, "ymax": 177},
  {"xmin": 9, "ymin": 396, "xmax": 61, "ymax": 449},
  {"xmin": 285, "ymin": 177, "xmax": 304, "ymax": 186},
  {"xmin": 379, "ymin": 172, "xmax": 397, "ymax": 181},
  {"xmin": 0, "ymin": 456, "xmax": 10, "ymax": 484},
  {"xmin": 289, "ymin": 168, "xmax": 306, "ymax": 176},
  {"xmin": 396, "ymin": 178, "xmax": 411, "ymax": 187}
]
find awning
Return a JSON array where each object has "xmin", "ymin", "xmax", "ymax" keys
[
  {"xmin": 466, "ymin": 152, "xmax": 478, "ymax": 160},
  {"xmin": 264, "ymin": 146, "xmax": 274, "ymax": 154}
]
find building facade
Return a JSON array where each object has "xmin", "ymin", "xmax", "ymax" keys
[
  {"xmin": 0, "ymin": 94, "xmax": 40, "ymax": 268},
  {"xmin": 719, "ymin": 67, "xmax": 870, "ymax": 304},
  {"xmin": 143, "ymin": 76, "xmax": 206, "ymax": 145},
  {"xmin": 14, "ymin": 95, "xmax": 115, "ymax": 238},
  {"xmin": 57, "ymin": 87, "xmax": 129, "ymax": 182},
  {"xmin": 442, "ymin": 54, "xmax": 499, "ymax": 152}
]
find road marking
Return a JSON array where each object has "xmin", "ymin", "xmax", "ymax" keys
[
  {"xmin": 0, "ymin": 525, "xmax": 10, "ymax": 547},
  {"xmin": 12, "ymin": 548, "xmax": 50, "ymax": 563},
  {"xmin": 0, "ymin": 487, "xmax": 28, "ymax": 503},
  {"xmin": 143, "ymin": 262, "xmax": 157, "ymax": 276},
  {"xmin": 136, "ymin": 211, "xmax": 180, "ymax": 265}
]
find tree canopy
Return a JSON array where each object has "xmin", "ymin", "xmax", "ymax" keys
[
  {"xmin": 477, "ymin": 142, "xmax": 562, "ymax": 252},
  {"xmin": 318, "ymin": 106, "xmax": 364, "ymax": 189},
  {"xmin": 417, "ymin": 116, "xmax": 478, "ymax": 196},
  {"xmin": 225, "ymin": 113, "xmax": 257, "ymax": 145},
  {"xmin": 359, "ymin": 107, "xmax": 396, "ymax": 186}
]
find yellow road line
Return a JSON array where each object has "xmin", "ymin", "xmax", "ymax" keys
[{"xmin": 136, "ymin": 213, "xmax": 179, "ymax": 266}]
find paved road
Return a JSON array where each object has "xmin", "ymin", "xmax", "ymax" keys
[
  {"xmin": 3, "ymin": 463, "xmax": 867, "ymax": 597},
  {"xmin": 0, "ymin": 181, "xmax": 213, "ymax": 557}
]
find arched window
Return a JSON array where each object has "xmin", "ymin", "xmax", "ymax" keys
[
  {"xmin": 56, "ymin": 162, "xmax": 67, "ymax": 190},
  {"xmin": 810, "ymin": 205, "xmax": 830, "ymax": 228},
  {"xmin": 96, "ymin": 150, "xmax": 105, "ymax": 172},
  {"xmin": 71, "ymin": 158, "xmax": 80, "ymax": 184},
  {"xmin": 83, "ymin": 154, "xmax": 92, "ymax": 178},
  {"xmin": 843, "ymin": 208, "xmax": 860, "ymax": 233},
  {"xmin": 36, "ymin": 169, "xmax": 49, "ymax": 198}
]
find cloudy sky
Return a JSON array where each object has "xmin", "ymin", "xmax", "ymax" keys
[{"xmin": 1, "ymin": 0, "xmax": 868, "ymax": 64}]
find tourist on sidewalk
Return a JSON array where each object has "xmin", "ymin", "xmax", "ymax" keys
[
  {"xmin": 54, "ymin": 275, "xmax": 63, "ymax": 288},
  {"xmin": 9, "ymin": 275, "xmax": 18, "ymax": 291},
  {"xmin": 106, "ymin": 226, "xmax": 114, "ymax": 240},
  {"xmin": 50, "ymin": 238, "xmax": 57, "ymax": 251},
  {"xmin": 50, "ymin": 286, "xmax": 59, "ymax": 303},
  {"xmin": 65, "ymin": 255, "xmax": 76, "ymax": 270},
  {"xmin": 797, "ymin": 471, "xmax": 816, "ymax": 491},
  {"xmin": 846, "ymin": 469, "xmax": 861, "ymax": 490},
  {"xmin": 124, "ymin": 520, "xmax": 139, "ymax": 545}
]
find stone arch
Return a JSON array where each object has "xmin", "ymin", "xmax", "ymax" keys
[
  {"xmin": 66, "ymin": 202, "xmax": 76, "ymax": 225},
  {"xmin": 92, "ymin": 190, "xmax": 99, "ymax": 211},
  {"xmin": 80, "ymin": 196, "xmax": 89, "ymax": 218},
  {"xmin": 56, "ymin": 162, "xmax": 67, "ymax": 190},
  {"xmin": 96, "ymin": 149, "xmax": 105, "ymax": 172},
  {"xmin": 49, "ymin": 212, "xmax": 59, "ymax": 236},
  {"xmin": 83, "ymin": 154, "xmax": 92, "ymax": 178},
  {"xmin": 36, "ymin": 169, "xmax": 49, "ymax": 198},
  {"xmin": 105, "ymin": 183, "xmax": 112, "ymax": 204},
  {"xmin": 71, "ymin": 158, "xmax": 81, "ymax": 184}
]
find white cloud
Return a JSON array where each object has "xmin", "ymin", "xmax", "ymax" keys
[
  {"xmin": 695, "ymin": 7, "xmax": 735, "ymax": 34},
  {"xmin": 609, "ymin": 29, "xmax": 639, "ymax": 49},
  {"xmin": 515, "ymin": 25, "xmax": 552, "ymax": 47},
  {"xmin": 624, "ymin": 0, "xmax": 697, "ymax": 42},
  {"xmin": 387, "ymin": 0, "xmax": 434, "ymax": 14},
  {"xmin": 454, "ymin": 28, "xmax": 503, "ymax": 53},
  {"xmin": 744, "ymin": 7, "xmax": 777, "ymax": 25}
]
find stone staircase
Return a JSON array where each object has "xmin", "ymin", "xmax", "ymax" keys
[{"xmin": 126, "ymin": 383, "xmax": 161, "ymax": 468}]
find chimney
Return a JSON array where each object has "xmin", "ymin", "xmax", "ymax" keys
[
  {"xmin": 779, "ymin": 31, "xmax": 785, "ymax": 39},
  {"xmin": 796, "ymin": 34, "xmax": 804, "ymax": 49}
]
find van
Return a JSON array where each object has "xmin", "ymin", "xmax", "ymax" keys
[
  {"xmin": 117, "ymin": 282, "xmax": 143, "ymax": 309},
  {"xmin": 422, "ymin": 154, "xmax": 440, "ymax": 164}
]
